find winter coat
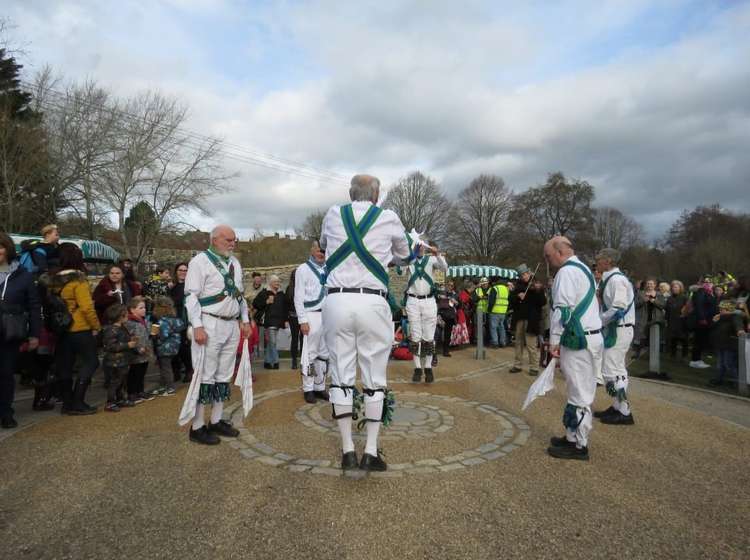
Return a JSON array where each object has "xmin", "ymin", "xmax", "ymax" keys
[
  {"xmin": 635, "ymin": 291, "xmax": 666, "ymax": 341},
  {"xmin": 155, "ymin": 316, "xmax": 186, "ymax": 357},
  {"xmin": 0, "ymin": 260, "xmax": 42, "ymax": 339},
  {"xmin": 664, "ymin": 294, "xmax": 688, "ymax": 339},
  {"xmin": 125, "ymin": 313, "xmax": 152, "ymax": 364},
  {"xmin": 691, "ymin": 289, "xmax": 718, "ymax": 330},
  {"xmin": 47, "ymin": 270, "xmax": 101, "ymax": 333},
  {"xmin": 712, "ymin": 312, "xmax": 744, "ymax": 352},
  {"xmin": 102, "ymin": 324, "xmax": 133, "ymax": 368},
  {"xmin": 510, "ymin": 282, "xmax": 547, "ymax": 335},
  {"xmin": 93, "ymin": 276, "xmax": 140, "ymax": 323},
  {"xmin": 253, "ymin": 288, "xmax": 288, "ymax": 328}
]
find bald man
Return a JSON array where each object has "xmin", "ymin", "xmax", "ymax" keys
[
  {"xmin": 544, "ymin": 236, "xmax": 603, "ymax": 460},
  {"xmin": 180, "ymin": 225, "xmax": 251, "ymax": 445}
]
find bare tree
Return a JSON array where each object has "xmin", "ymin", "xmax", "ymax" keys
[
  {"xmin": 296, "ymin": 209, "xmax": 326, "ymax": 240},
  {"xmin": 447, "ymin": 174, "xmax": 513, "ymax": 264},
  {"xmin": 384, "ymin": 171, "xmax": 452, "ymax": 244},
  {"xmin": 591, "ymin": 206, "xmax": 645, "ymax": 250}
]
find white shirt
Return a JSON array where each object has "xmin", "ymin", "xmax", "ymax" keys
[
  {"xmin": 406, "ymin": 255, "xmax": 448, "ymax": 296},
  {"xmin": 320, "ymin": 201, "xmax": 411, "ymax": 290},
  {"xmin": 294, "ymin": 258, "xmax": 326, "ymax": 324},
  {"xmin": 599, "ymin": 267, "xmax": 635, "ymax": 326},
  {"xmin": 184, "ymin": 251, "xmax": 249, "ymax": 328},
  {"xmin": 550, "ymin": 255, "xmax": 602, "ymax": 346}
]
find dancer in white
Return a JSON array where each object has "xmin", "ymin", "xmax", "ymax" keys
[
  {"xmin": 294, "ymin": 240, "xmax": 330, "ymax": 404},
  {"xmin": 594, "ymin": 248, "xmax": 636, "ymax": 425},
  {"xmin": 179, "ymin": 225, "xmax": 251, "ymax": 445},
  {"xmin": 320, "ymin": 174, "xmax": 427, "ymax": 471},
  {"xmin": 545, "ymin": 236, "xmax": 603, "ymax": 461},
  {"xmin": 404, "ymin": 243, "xmax": 447, "ymax": 383}
]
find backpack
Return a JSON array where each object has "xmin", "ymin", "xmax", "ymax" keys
[
  {"xmin": 19, "ymin": 240, "xmax": 46, "ymax": 274},
  {"xmin": 44, "ymin": 291, "xmax": 74, "ymax": 334}
]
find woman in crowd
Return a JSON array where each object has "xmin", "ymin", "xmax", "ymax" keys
[
  {"xmin": 688, "ymin": 276, "xmax": 718, "ymax": 369},
  {"xmin": 664, "ymin": 280, "xmax": 689, "ymax": 360},
  {"xmin": 436, "ymin": 283, "xmax": 458, "ymax": 357},
  {"xmin": 253, "ymin": 274, "xmax": 288, "ymax": 370},
  {"xmin": 93, "ymin": 263, "xmax": 141, "ymax": 323},
  {"xmin": 48, "ymin": 243, "xmax": 101, "ymax": 415},
  {"xmin": 285, "ymin": 270, "xmax": 302, "ymax": 370},
  {"xmin": 458, "ymin": 281, "xmax": 476, "ymax": 343},
  {"xmin": 635, "ymin": 278, "xmax": 666, "ymax": 357},
  {"xmin": 0, "ymin": 233, "xmax": 42, "ymax": 429},
  {"xmin": 170, "ymin": 262, "xmax": 192, "ymax": 382}
]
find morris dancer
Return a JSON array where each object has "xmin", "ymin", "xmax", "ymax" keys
[
  {"xmin": 294, "ymin": 240, "xmax": 330, "ymax": 404},
  {"xmin": 321, "ymin": 174, "xmax": 427, "ymax": 471},
  {"xmin": 593, "ymin": 248, "xmax": 636, "ymax": 425},
  {"xmin": 404, "ymin": 242, "xmax": 447, "ymax": 383},
  {"xmin": 545, "ymin": 236, "xmax": 603, "ymax": 461},
  {"xmin": 179, "ymin": 225, "xmax": 251, "ymax": 445}
]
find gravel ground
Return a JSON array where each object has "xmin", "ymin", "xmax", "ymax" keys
[{"xmin": 1, "ymin": 347, "xmax": 749, "ymax": 559}]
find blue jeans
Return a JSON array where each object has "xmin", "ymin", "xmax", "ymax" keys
[
  {"xmin": 488, "ymin": 313, "xmax": 507, "ymax": 347},
  {"xmin": 717, "ymin": 349, "xmax": 738, "ymax": 382},
  {"xmin": 265, "ymin": 327, "xmax": 279, "ymax": 365}
]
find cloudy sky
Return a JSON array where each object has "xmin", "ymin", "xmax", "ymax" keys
[{"xmin": 5, "ymin": 0, "xmax": 749, "ymax": 240}]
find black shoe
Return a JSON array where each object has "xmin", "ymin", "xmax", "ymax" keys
[
  {"xmin": 432, "ymin": 356, "xmax": 438, "ymax": 367},
  {"xmin": 509, "ymin": 366, "xmax": 522, "ymax": 373},
  {"xmin": 549, "ymin": 435, "xmax": 576, "ymax": 448},
  {"xmin": 190, "ymin": 425, "xmax": 221, "ymax": 445},
  {"xmin": 33, "ymin": 400, "xmax": 55, "ymax": 411},
  {"xmin": 291, "ymin": 359, "xmax": 298, "ymax": 370},
  {"xmin": 264, "ymin": 362, "xmax": 271, "ymax": 369},
  {"xmin": 528, "ymin": 369, "xmax": 539, "ymax": 377},
  {"xmin": 313, "ymin": 390, "xmax": 329, "ymax": 401},
  {"xmin": 443, "ymin": 351, "xmax": 452, "ymax": 357},
  {"xmin": 424, "ymin": 368, "xmax": 434, "ymax": 383},
  {"xmin": 593, "ymin": 406, "xmax": 616, "ymax": 419},
  {"xmin": 304, "ymin": 391, "xmax": 316, "ymax": 404},
  {"xmin": 272, "ymin": 363, "xmax": 279, "ymax": 370},
  {"xmin": 412, "ymin": 368, "xmax": 422, "ymax": 382},
  {"xmin": 600, "ymin": 411, "xmax": 635, "ymax": 425},
  {"xmin": 1, "ymin": 417, "xmax": 18, "ymax": 429},
  {"xmin": 547, "ymin": 444, "xmax": 589, "ymax": 461},
  {"xmin": 341, "ymin": 451, "xmax": 359, "ymax": 470},
  {"xmin": 359, "ymin": 451, "xmax": 387, "ymax": 471},
  {"xmin": 207, "ymin": 420, "xmax": 240, "ymax": 438}
]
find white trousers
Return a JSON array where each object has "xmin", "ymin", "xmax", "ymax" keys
[
  {"xmin": 323, "ymin": 293, "xmax": 391, "ymax": 406},
  {"xmin": 192, "ymin": 315, "xmax": 240, "ymax": 384},
  {"xmin": 602, "ymin": 326, "xmax": 633, "ymax": 415},
  {"xmin": 406, "ymin": 296, "xmax": 437, "ymax": 343},
  {"xmin": 302, "ymin": 311, "xmax": 329, "ymax": 392},
  {"xmin": 560, "ymin": 333, "xmax": 603, "ymax": 447}
]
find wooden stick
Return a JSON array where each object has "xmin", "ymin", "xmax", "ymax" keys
[{"xmin": 522, "ymin": 262, "xmax": 542, "ymax": 297}]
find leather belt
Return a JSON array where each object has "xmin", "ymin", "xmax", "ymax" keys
[
  {"xmin": 203, "ymin": 312, "xmax": 240, "ymax": 321},
  {"xmin": 583, "ymin": 329, "xmax": 601, "ymax": 335},
  {"xmin": 407, "ymin": 293, "xmax": 430, "ymax": 300},
  {"xmin": 327, "ymin": 287, "xmax": 387, "ymax": 299},
  {"xmin": 307, "ymin": 309, "xmax": 322, "ymax": 313}
]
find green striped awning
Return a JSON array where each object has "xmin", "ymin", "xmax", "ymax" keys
[
  {"xmin": 10, "ymin": 234, "xmax": 120, "ymax": 263},
  {"xmin": 447, "ymin": 265, "xmax": 518, "ymax": 279}
]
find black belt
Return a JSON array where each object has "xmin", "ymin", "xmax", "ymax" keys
[
  {"xmin": 584, "ymin": 329, "xmax": 601, "ymax": 335},
  {"xmin": 617, "ymin": 323, "xmax": 634, "ymax": 328},
  {"xmin": 407, "ymin": 293, "xmax": 430, "ymax": 300},
  {"xmin": 307, "ymin": 309, "xmax": 322, "ymax": 313},
  {"xmin": 327, "ymin": 287, "xmax": 387, "ymax": 299},
  {"xmin": 203, "ymin": 312, "xmax": 240, "ymax": 321}
]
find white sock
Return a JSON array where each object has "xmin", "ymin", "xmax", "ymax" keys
[
  {"xmin": 192, "ymin": 404, "xmax": 205, "ymax": 430},
  {"xmin": 424, "ymin": 355, "xmax": 433, "ymax": 369},
  {"xmin": 335, "ymin": 405, "xmax": 355, "ymax": 453},
  {"xmin": 210, "ymin": 401, "xmax": 224, "ymax": 424},
  {"xmin": 412, "ymin": 353, "xmax": 421, "ymax": 369},
  {"xmin": 364, "ymin": 400, "xmax": 383, "ymax": 456}
]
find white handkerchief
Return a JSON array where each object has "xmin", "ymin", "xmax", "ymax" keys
[{"xmin": 522, "ymin": 358, "xmax": 557, "ymax": 411}]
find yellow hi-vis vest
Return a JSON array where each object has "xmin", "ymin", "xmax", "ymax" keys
[
  {"xmin": 476, "ymin": 287, "xmax": 488, "ymax": 313},
  {"xmin": 491, "ymin": 284, "xmax": 509, "ymax": 314}
]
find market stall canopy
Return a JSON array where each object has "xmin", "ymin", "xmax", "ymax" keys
[
  {"xmin": 10, "ymin": 234, "xmax": 120, "ymax": 263},
  {"xmin": 447, "ymin": 265, "xmax": 518, "ymax": 279}
]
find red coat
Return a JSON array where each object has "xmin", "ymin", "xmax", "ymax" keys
[{"xmin": 93, "ymin": 277, "xmax": 141, "ymax": 322}]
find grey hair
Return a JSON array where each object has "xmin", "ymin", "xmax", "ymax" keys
[
  {"xmin": 349, "ymin": 174, "xmax": 380, "ymax": 202},
  {"xmin": 595, "ymin": 248, "xmax": 620, "ymax": 265},
  {"xmin": 268, "ymin": 274, "xmax": 280, "ymax": 284}
]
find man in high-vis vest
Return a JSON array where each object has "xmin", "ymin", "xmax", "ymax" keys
[
  {"xmin": 487, "ymin": 278, "xmax": 510, "ymax": 348},
  {"xmin": 404, "ymin": 242, "xmax": 447, "ymax": 383},
  {"xmin": 180, "ymin": 225, "xmax": 252, "ymax": 446},
  {"xmin": 593, "ymin": 248, "xmax": 636, "ymax": 425},
  {"xmin": 545, "ymin": 236, "xmax": 603, "ymax": 461},
  {"xmin": 293, "ymin": 240, "xmax": 329, "ymax": 404},
  {"xmin": 320, "ymin": 174, "xmax": 428, "ymax": 472}
]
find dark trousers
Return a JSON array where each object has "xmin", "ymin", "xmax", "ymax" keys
[
  {"xmin": 157, "ymin": 355, "xmax": 175, "ymax": 390},
  {"xmin": 288, "ymin": 317, "xmax": 302, "ymax": 362},
  {"xmin": 128, "ymin": 362, "xmax": 149, "ymax": 396},
  {"xmin": 0, "ymin": 341, "xmax": 21, "ymax": 420},
  {"xmin": 104, "ymin": 365, "xmax": 128, "ymax": 402},
  {"xmin": 171, "ymin": 333, "xmax": 192, "ymax": 378},
  {"xmin": 691, "ymin": 328, "xmax": 711, "ymax": 362},
  {"xmin": 442, "ymin": 318, "xmax": 455, "ymax": 354},
  {"xmin": 55, "ymin": 331, "xmax": 99, "ymax": 383},
  {"xmin": 668, "ymin": 335, "xmax": 689, "ymax": 358}
]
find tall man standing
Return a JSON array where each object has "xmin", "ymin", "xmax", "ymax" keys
[
  {"xmin": 509, "ymin": 264, "xmax": 547, "ymax": 375},
  {"xmin": 404, "ymin": 242, "xmax": 447, "ymax": 383},
  {"xmin": 545, "ymin": 236, "xmax": 603, "ymax": 461},
  {"xmin": 593, "ymin": 248, "xmax": 636, "ymax": 425},
  {"xmin": 294, "ymin": 240, "xmax": 329, "ymax": 404},
  {"xmin": 321, "ymin": 174, "xmax": 423, "ymax": 472},
  {"xmin": 180, "ymin": 225, "xmax": 252, "ymax": 445},
  {"xmin": 487, "ymin": 278, "xmax": 510, "ymax": 348}
]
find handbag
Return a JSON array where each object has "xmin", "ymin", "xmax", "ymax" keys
[{"xmin": 1, "ymin": 276, "xmax": 30, "ymax": 342}]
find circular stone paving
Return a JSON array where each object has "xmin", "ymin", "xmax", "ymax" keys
[{"xmin": 225, "ymin": 388, "xmax": 531, "ymax": 478}]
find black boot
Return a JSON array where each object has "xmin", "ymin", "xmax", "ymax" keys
[
  {"xmin": 291, "ymin": 358, "xmax": 298, "ymax": 370},
  {"xmin": 207, "ymin": 420, "xmax": 240, "ymax": 437},
  {"xmin": 424, "ymin": 368, "xmax": 434, "ymax": 383},
  {"xmin": 341, "ymin": 451, "xmax": 359, "ymax": 470},
  {"xmin": 304, "ymin": 391, "xmax": 316, "ymax": 404},
  {"xmin": 412, "ymin": 368, "xmax": 422, "ymax": 382},
  {"xmin": 66, "ymin": 380, "xmax": 97, "ymax": 416},
  {"xmin": 32, "ymin": 385, "xmax": 55, "ymax": 411},
  {"xmin": 59, "ymin": 380, "xmax": 74, "ymax": 415},
  {"xmin": 547, "ymin": 444, "xmax": 589, "ymax": 461},
  {"xmin": 313, "ymin": 390, "xmax": 329, "ymax": 401},
  {"xmin": 593, "ymin": 406, "xmax": 616, "ymax": 419},
  {"xmin": 189, "ymin": 426, "xmax": 220, "ymax": 445},
  {"xmin": 359, "ymin": 450, "xmax": 387, "ymax": 471}
]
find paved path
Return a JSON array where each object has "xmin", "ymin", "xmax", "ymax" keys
[{"xmin": 1, "ymin": 348, "xmax": 748, "ymax": 559}]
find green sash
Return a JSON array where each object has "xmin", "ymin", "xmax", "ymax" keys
[
  {"xmin": 402, "ymin": 256, "xmax": 434, "ymax": 305},
  {"xmin": 198, "ymin": 249, "xmax": 243, "ymax": 307},
  {"xmin": 325, "ymin": 204, "xmax": 389, "ymax": 288},
  {"xmin": 557, "ymin": 260, "xmax": 596, "ymax": 350},
  {"xmin": 303, "ymin": 259, "xmax": 326, "ymax": 309},
  {"xmin": 599, "ymin": 271, "xmax": 634, "ymax": 349}
]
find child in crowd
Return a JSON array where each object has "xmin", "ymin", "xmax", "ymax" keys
[
  {"xmin": 101, "ymin": 304, "xmax": 138, "ymax": 411},
  {"xmin": 125, "ymin": 296, "xmax": 155, "ymax": 404},
  {"xmin": 150, "ymin": 296, "xmax": 185, "ymax": 396}
]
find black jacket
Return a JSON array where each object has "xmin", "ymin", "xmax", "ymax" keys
[
  {"xmin": 510, "ymin": 281, "xmax": 547, "ymax": 335},
  {"xmin": 252, "ymin": 288, "xmax": 289, "ymax": 328},
  {"xmin": 0, "ymin": 262, "xmax": 42, "ymax": 338}
]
